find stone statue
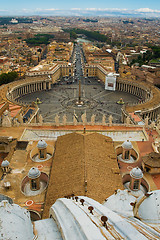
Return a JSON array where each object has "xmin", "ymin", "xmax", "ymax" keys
[
  {"xmin": 55, "ymin": 114, "xmax": 60, "ymax": 126},
  {"xmin": 39, "ymin": 114, "xmax": 43, "ymax": 125},
  {"xmin": 150, "ymin": 121, "xmax": 156, "ymax": 129},
  {"xmin": 63, "ymin": 114, "xmax": 67, "ymax": 126},
  {"xmin": 18, "ymin": 112, "xmax": 23, "ymax": 124},
  {"xmin": 145, "ymin": 116, "xmax": 149, "ymax": 127},
  {"xmin": 126, "ymin": 116, "xmax": 130, "ymax": 126},
  {"xmin": 2, "ymin": 110, "xmax": 12, "ymax": 127},
  {"xmin": 13, "ymin": 118, "xmax": 20, "ymax": 127},
  {"xmin": 81, "ymin": 112, "xmax": 87, "ymax": 125},
  {"xmin": 91, "ymin": 114, "xmax": 96, "ymax": 126},
  {"xmin": 156, "ymin": 115, "xmax": 160, "ymax": 127},
  {"xmin": 108, "ymin": 115, "xmax": 113, "ymax": 126},
  {"xmin": 73, "ymin": 115, "xmax": 78, "ymax": 126},
  {"xmin": 102, "ymin": 115, "xmax": 106, "ymax": 126}
]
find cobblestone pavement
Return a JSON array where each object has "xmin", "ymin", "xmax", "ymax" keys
[{"xmin": 18, "ymin": 78, "xmax": 139, "ymax": 123}]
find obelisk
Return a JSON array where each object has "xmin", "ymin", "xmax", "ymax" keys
[{"xmin": 78, "ymin": 79, "xmax": 81, "ymax": 103}]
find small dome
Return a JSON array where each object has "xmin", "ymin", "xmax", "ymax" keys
[
  {"xmin": 37, "ymin": 140, "xmax": 47, "ymax": 149},
  {"xmin": 122, "ymin": 140, "xmax": 132, "ymax": 150},
  {"xmin": 137, "ymin": 190, "xmax": 160, "ymax": 223},
  {"xmin": 103, "ymin": 189, "xmax": 136, "ymax": 216},
  {"xmin": 130, "ymin": 167, "xmax": 143, "ymax": 179},
  {"xmin": 28, "ymin": 167, "xmax": 41, "ymax": 179},
  {"xmin": 1, "ymin": 160, "xmax": 9, "ymax": 167}
]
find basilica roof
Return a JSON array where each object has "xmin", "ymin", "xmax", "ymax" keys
[{"xmin": 43, "ymin": 132, "xmax": 123, "ymax": 218}]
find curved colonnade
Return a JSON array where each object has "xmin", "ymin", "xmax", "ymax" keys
[
  {"xmin": 8, "ymin": 79, "xmax": 51, "ymax": 102},
  {"xmin": 2, "ymin": 75, "xmax": 160, "ymax": 123},
  {"xmin": 120, "ymin": 79, "xmax": 160, "ymax": 121}
]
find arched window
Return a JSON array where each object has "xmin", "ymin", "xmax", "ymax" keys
[
  {"xmin": 133, "ymin": 180, "xmax": 139, "ymax": 190},
  {"xmin": 40, "ymin": 150, "xmax": 44, "ymax": 158},
  {"xmin": 31, "ymin": 179, "xmax": 37, "ymax": 190},
  {"xmin": 125, "ymin": 150, "xmax": 130, "ymax": 159}
]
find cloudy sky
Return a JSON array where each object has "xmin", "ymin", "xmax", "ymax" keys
[{"xmin": 0, "ymin": 0, "xmax": 160, "ymax": 16}]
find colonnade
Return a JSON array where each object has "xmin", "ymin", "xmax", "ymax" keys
[
  {"xmin": 142, "ymin": 108, "xmax": 160, "ymax": 121},
  {"xmin": 117, "ymin": 81, "xmax": 160, "ymax": 121},
  {"xmin": 116, "ymin": 81, "xmax": 151, "ymax": 101},
  {"xmin": 8, "ymin": 80, "xmax": 51, "ymax": 101}
]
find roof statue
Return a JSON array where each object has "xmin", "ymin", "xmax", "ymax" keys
[
  {"xmin": 55, "ymin": 114, "xmax": 60, "ymax": 126},
  {"xmin": 2, "ymin": 110, "xmax": 12, "ymax": 128},
  {"xmin": 91, "ymin": 114, "xmax": 96, "ymax": 126},
  {"xmin": 108, "ymin": 115, "xmax": 113, "ymax": 126},
  {"xmin": 63, "ymin": 114, "xmax": 67, "ymax": 126},
  {"xmin": 39, "ymin": 114, "xmax": 43, "ymax": 125},
  {"xmin": 102, "ymin": 114, "xmax": 106, "ymax": 125},
  {"xmin": 81, "ymin": 112, "xmax": 87, "ymax": 125},
  {"xmin": 73, "ymin": 114, "xmax": 78, "ymax": 125}
]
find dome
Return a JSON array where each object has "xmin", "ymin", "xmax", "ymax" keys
[
  {"xmin": 137, "ymin": 190, "xmax": 160, "ymax": 223},
  {"xmin": 1, "ymin": 160, "xmax": 9, "ymax": 167},
  {"xmin": 122, "ymin": 140, "xmax": 132, "ymax": 149},
  {"xmin": 0, "ymin": 200, "xmax": 34, "ymax": 240},
  {"xmin": 103, "ymin": 189, "xmax": 136, "ymax": 216},
  {"xmin": 28, "ymin": 167, "xmax": 41, "ymax": 179},
  {"xmin": 130, "ymin": 167, "xmax": 143, "ymax": 179},
  {"xmin": 37, "ymin": 140, "xmax": 47, "ymax": 149}
]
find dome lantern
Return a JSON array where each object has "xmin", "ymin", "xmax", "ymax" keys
[
  {"xmin": 1, "ymin": 160, "xmax": 10, "ymax": 173},
  {"xmin": 37, "ymin": 140, "xmax": 47, "ymax": 160},
  {"xmin": 122, "ymin": 140, "xmax": 132, "ymax": 160},
  {"xmin": 130, "ymin": 167, "xmax": 143, "ymax": 191},
  {"xmin": 28, "ymin": 167, "xmax": 41, "ymax": 191}
]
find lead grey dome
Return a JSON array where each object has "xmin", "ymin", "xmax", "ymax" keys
[
  {"xmin": 37, "ymin": 140, "xmax": 47, "ymax": 149},
  {"xmin": 1, "ymin": 160, "xmax": 9, "ymax": 167},
  {"xmin": 130, "ymin": 167, "xmax": 143, "ymax": 179},
  {"xmin": 122, "ymin": 140, "xmax": 132, "ymax": 150},
  {"xmin": 28, "ymin": 167, "xmax": 41, "ymax": 179}
]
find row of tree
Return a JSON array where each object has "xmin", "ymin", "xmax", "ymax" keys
[
  {"xmin": 64, "ymin": 28, "xmax": 109, "ymax": 43},
  {"xmin": 0, "ymin": 72, "xmax": 18, "ymax": 86}
]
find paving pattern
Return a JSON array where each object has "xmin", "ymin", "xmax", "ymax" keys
[{"xmin": 18, "ymin": 79, "xmax": 139, "ymax": 123}]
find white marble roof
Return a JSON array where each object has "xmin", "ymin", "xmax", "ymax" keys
[
  {"xmin": 0, "ymin": 201, "xmax": 34, "ymax": 240},
  {"xmin": 137, "ymin": 190, "xmax": 160, "ymax": 224},
  {"xmin": 103, "ymin": 189, "xmax": 136, "ymax": 216}
]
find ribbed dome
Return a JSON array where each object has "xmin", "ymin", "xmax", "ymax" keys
[
  {"xmin": 37, "ymin": 140, "xmax": 47, "ymax": 149},
  {"xmin": 130, "ymin": 167, "xmax": 143, "ymax": 179},
  {"xmin": 122, "ymin": 140, "xmax": 132, "ymax": 150},
  {"xmin": 1, "ymin": 160, "xmax": 9, "ymax": 167},
  {"xmin": 28, "ymin": 167, "xmax": 41, "ymax": 179},
  {"xmin": 103, "ymin": 189, "xmax": 136, "ymax": 216},
  {"xmin": 137, "ymin": 190, "xmax": 160, "ymax": 223}
]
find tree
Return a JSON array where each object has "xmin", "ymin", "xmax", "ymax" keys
[{"xmin": 0, "ymin": 71, "xmax": 18, "ymax": 86}]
